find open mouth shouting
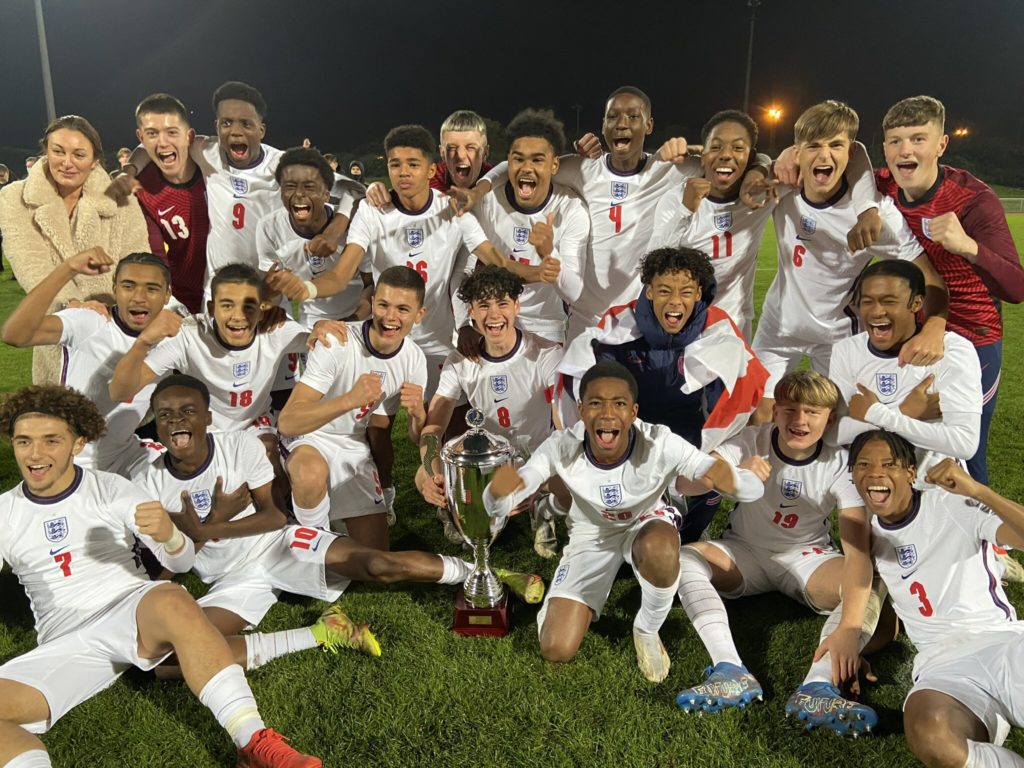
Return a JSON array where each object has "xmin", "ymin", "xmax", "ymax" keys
[
  {"xmin": 594, "ymin": 426, "xmax": 620, "ymax": 451},
  {"xmin": 868, "ymin": 318, "xmax": 895, "ymax": 347},
  {"xmin": 26, "ymin": 462, "xmax": 52, "ymax": 482},
  {"xmin": 811, "ymin": 164, "xmax": 835, "ymax": 185},
  {"xmin": 864, "ymin": 483, "xmax": 892, "ymax": 508},
  {"xmin": 451, "ymin": 163, "xmax": 473, "ymax": 184},
  {"xmin": 515, "ymin": 173, "xmax": 538, "ymax": 201},
  {"xmin": 223, "ymin": 321, "xmax": 251, "ymax": 343},
  {"xmin": 376, "ymin": 318, "xmax": 402, "ymax": 339},
  {"xmin": 610, "ymin": 133, "xmax": 633, "ymax": 154},
  {"xmin": 714, "ymin": 165, "xmax": 738, "ymax": 185},
  {"xmin": 169, "ymin": 429, "xmax": 193, "ymax": 450},
  {"xmin": 662, "ymin": 310, "xmax": 686, "ymax": 332},
  {"xmin": 228, "ymin": 142, "xmax": 251, "ymax": 163},
  {"xmin": 290, "ymin": 201, "xmax": 313, "ymax": 223},
  {"xmin": 483, "ymin": 318, "xmax": 507, "ymax": 337},
  {"xmin": 156, "ymin": 148, "xmax": 179, "ymax": 169},
  {"xmin": 895, "ymin": 159, "xmax": 919, "ymax": 179}
]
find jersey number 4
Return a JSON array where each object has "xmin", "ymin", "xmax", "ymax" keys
[{"xmin": 609, "ymin": 204, "xmax": 623, "ymax": 234}]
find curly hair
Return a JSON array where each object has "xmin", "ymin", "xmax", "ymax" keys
[
  {"xmin": 275, "ymin": 147, "xmax": 334, "ymax": 191},
  {"xmin": 505, "ymin": 108, "xmax": 566, "ymax": 156},
  {"xmin": 848, "ymin": 429, "xmax": 917, "ymax": 471},
  {"xmin": 457, "ymin": 265, "xmax": 524, "ymax": 304},
  {"xmin": 639, "ymin": 247, "xmax": 715, "ymax": 295},
  {"xmin": 0, "ymin": 385, "xmax": 106, "ymax": 442}
]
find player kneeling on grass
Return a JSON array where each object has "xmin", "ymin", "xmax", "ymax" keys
[
  {"xmin": 849, "ymin": 430, "xmax": 1024, "ymax": 768},
  {"xmin": 483, "ymin": 361, "xmax": 765, "ymax": 683},
  {"xmin": 139, "ymin": 373, "xmax": 545, "ymax": 672},
  {"xmin": 674, "ymin": 371, "xmax": 892, "ymax": 735},
  {"xmin": 0, "ymin": 385, "xmax": 321, "ymax": 768}
]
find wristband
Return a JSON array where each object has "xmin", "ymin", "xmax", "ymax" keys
[
  {"xmin": 164, "ymin": 524, "xmax": 185, "ymax": 554},
  {"xmin": 303, "ymin": 280, "xmax": 318, "ymax": 300}
]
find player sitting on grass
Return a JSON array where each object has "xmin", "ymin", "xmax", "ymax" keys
[
  {"xmin": 2, "ymin": 249, "xmax": 171, "ymax": 477},
  {"xmin": 830, "ymin": 259, "xmax": 982, "ymax": 476},
  {"xmin": 557, "ymin": 247, "xmax": 768, "ymax": 543},
  {"xmin": 750, "ymin": 99, "xmax": 948, "ymax": 423},
  {"xmin": 0, "ymin": 385, "xmax": 321, "ymax": 768},
  {"xmin": 415, "ymin": 265, "xmax": 564, "ymax": 555},
  {"xmin": 674, "ymin": 371, "xmax": 889, "ymax": 736},
  {"xmin": 483, "ymin": 361, "xmax": 765, "ymax": 683},
  {"xmin": 849, "ymin": 431, "xmax": 1024, "ymax": 768},
  {"xmin": 649, "ymin": 109, "xmax": 774, "ymax": 339},
  {"xmin": 456, "ymin": 108, "xmax": 589, "ymax": 343},
  {"xmin": 137, "ymin": 373, "xmax": 544, "ymax": 673},
  {"xmin": 277, "ymin": 266, "xmax": 428, "ymax": 549}
]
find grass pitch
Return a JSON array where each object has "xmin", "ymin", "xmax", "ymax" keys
[{"xmin": 0, "ymin": 218, "xmax": 1023, "ymax": 767}]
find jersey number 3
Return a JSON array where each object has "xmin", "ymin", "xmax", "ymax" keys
[{"xmin": 909, "ymin": 581, "xmax": 934, "ymax": 617}]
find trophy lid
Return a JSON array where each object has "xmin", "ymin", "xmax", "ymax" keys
[{"xmin": 440, "ymin": 409, "xmax": 515, "ymax": 467}]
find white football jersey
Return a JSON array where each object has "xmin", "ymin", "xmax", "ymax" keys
[
  {"xmin": 761, "ymin": 186, "xmax": 921, "ymax": 346},
  {"xmin": 195, "ymin": 137, "xmax": 284, "ymax": 277},
  {"xmin": 346, "ymin": 190, "xmax": 466, "ymax": 356},
  {"xmin": 650, "ymin": 191, "xmax": 773, "ymax": 338},
  {"xmin": 57, "ymin": 308, "xmax": 156, "ymax": 469},
  {"xmin": 144, "ymin": 316, "xmax": 307, "ymax": 432},
  {"xmin": 297, "ymin": 319, "xmax": 427, "ymax": 438},
  {"xmin": 435, "ymin": 329, "xmax": 560, "ymax": 453},
  {"xmin": 830, "ymin": 331, "xmax": 982, "ymax": 463},
  {"xmin": 0, "ymin": 467, "xmax": 179, "ymax": 644},
  {"xmin": 495, "ymin": 419, "xmax": 713, "ymax": 540},
  {"xmin": 872, "ymin": 488, "xmax": 1017, "ymax": 655},
  {"xmin": 715, "ymin": 424, "xmax": 862, "ymax": 551},
  {"xmin": 138, "ymin": 431, "xmax": 279, "ymax": 583},
  {"xmin": 458, "ymin": 182, "xmax": 589, "ymax": 340},
  {"xmin": 256, "ymin": 206, "xmax": 370, "ymax": 326}
]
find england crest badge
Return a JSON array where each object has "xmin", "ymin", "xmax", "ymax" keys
[
  {"xmin": 896, "ymin": 544, "xmax": 918, "ymax": 568},
  {"xmin": 714, "ymin": 212, "xmax": 733, "ymax": 231},
  {"xmin": 781, "ymin": 479, "xmax": 803, "ymax": 500},
  {"xmin": 232, "ymin": 361, "xmax": 251, "ymax": 379},
  {"xmin": 490, "ymin": 375, "xmax": 508, "ymax": 394},
  {"xmin": 875, "ymin": 372, "xmax": 898, "ymax": 397},
  {"xmin": 921, "ymin": 218, "xmax": 933, "ymax": 240},
  {"xmin": 230, "ymin": 176, "xmax": 249, "ymax": 196},
  {"xmin": 406, "ymin": 228, "xmax": 424, "ymax": 248},
  {"xmin": 800, "ymin": 215, "xmax": 817, "ymax": 235},
  {"xmin": 600, "ymin": 484, "xmax": 623, "ymax": 507},
  {"xmin": 43, "ymin": 517, "xmax": 68, "ymax": 543},
  {"xmin": 190, "ymin": 490, "xmax": 213, "ymax": 520},
  {"xmin": 513, "ymin": 226, "xmax": 530, "ymax": 246},
  {"xmin": 308, "ymin": 254, "xmax": 326, "ymax": 271},
  {"xmin": 611, "ymin": 181, "xmax": 629, "ymax": 201}
]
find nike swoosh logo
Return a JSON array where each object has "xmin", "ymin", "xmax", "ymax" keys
[
  {"xmin": 495, "ymin": 397, "xmax": 508, "ymax": 403},
  {"xmin": 283, "ymin": 375, "xmax": 296, "ymax": 381},
  {"xmin": 49, "ymin": 546, "xmax": 68, "ymax": 556},
  {"xmin": 795, "ymin": 235, "xmax": 812, "ymax": 241},
  {"xmin": 409, "ymin": 252, "xmax": 423, "ymax": 258},
  {"xmin": 374, "ymin": 498, "xmax": 384, "ymax": 505},
  {"xmin": 512, "ymin": 248, "xmax": 526, "ymax": 253},
  {"xmin": 900, "ymin": 570, "xmax": 918, "ymax": 580},
  {"xmin": 779, "ymin": 502, "xmax": 798, "ymax": 508},
  {"xmin": 310, "ymin": 538, "xmax": 323, "ymax": 552},
  {"xmin": 231, "ymin": 382, "xmax": 246, "ymax": 388},
  {"xmin": 157, "ymin": 207, "xmax": 175, "ymax": 216}
]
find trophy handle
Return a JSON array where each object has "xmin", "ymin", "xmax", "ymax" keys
[{"xmin": 421, "ymin": 433, "xmax": 442, "ymax": 477}]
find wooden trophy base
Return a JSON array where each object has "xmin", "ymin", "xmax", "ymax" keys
[{"xmin": 453, "ymin": 587, "xmax": 510, "ymax": 637}]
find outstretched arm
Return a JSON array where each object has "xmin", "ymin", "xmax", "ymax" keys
[{"xmin": 925, "ymin": 459, "xmax": 1024, "ymax": 549}]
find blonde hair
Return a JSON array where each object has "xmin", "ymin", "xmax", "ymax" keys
[
  {"xmin": 774, "ymin": 370, "xmax": 841, "ymax": 410},
  {"xmin": 439, "ymin": 110, "xmax": 488, "ymax": 145},
  {"xmin": 794, "ymin": 100, "xmax": 859, "ymax": 144},
  {"xmin": 883, "ymin": 95, "xmax": 945, "ymax": 132}
]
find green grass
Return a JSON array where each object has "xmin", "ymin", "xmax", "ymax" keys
[{"xmin": 2, "ymin": 221, "xmax": 1024, "ymax": 767}]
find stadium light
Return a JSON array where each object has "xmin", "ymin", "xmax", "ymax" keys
[
  {"xmin": 742, "ymin": 0, "xmax": 762, "ymax": 114},
  {"xmin": 766, "ymin": 106, "xmax": 783, "ymax": 153},
  {"xmin": 953, "ymin": 127, "xmax": 970, "ymax": 137},
  {"xmin": 34, "ymin": 0, "xmax": 56, "ymax": 122}
]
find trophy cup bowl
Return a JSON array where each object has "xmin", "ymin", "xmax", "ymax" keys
[{"xmin": 439, "ymin": 409, "xmax": 516, "ymax": 635}]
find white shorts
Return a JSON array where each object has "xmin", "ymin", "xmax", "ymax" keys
[
  {"xmin": 751, "ymin": 312, "xmax": 835, "ymax": 394},
  {"xmin": 0, "ymin": 581, "xmax": 175, "ymax": 733},
  {"xmin": 198, "ymin": 525, "xmax": 349, "ymax": 625},
  {"xmin": 283, "ymin": 432, "xmax": 384, "ymax": 520},
  {"xmin": 908, "ymin": 627, "xmax": 1024, "ymax": 744},
  {"xmin": 544, "ymin": 508, "xmax": 681, "ymax": 620},
  {"xmin": 244, "ymin": 413, "xmax": 279, "ymax": 440},
  {"xmin": 707, "ymin": 535, "xmax": 842, "ymax": 613}
]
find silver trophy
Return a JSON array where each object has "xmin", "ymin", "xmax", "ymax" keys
[{"xmin": 432, "ymin": 409, "xmax": 516, "ymax": 618}]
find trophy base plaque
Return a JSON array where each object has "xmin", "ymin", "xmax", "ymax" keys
[{"xmin": 453, "ymin": 587, "xmax": 510, "ymax": 637}]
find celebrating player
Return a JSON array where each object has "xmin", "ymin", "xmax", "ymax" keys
[
  {"xmin": 0, "ymin": 385, "xmax": 321, "ymax": 767},
  {"xmin": 415, "ymin": 266, "xmax": 563, "ymax": 554},
  {"xmin": 849, "ymin": 431, "xmax": 1024, "ymax": 767},
  {"xmin": 847, "ymin": 95, "xmax": 1024, "ymax": 485},
  {"xmin": 2, "ymin": 250, "xmax": 172, "ymax": 476},
  {"xmin": 674, "ymin": 371, "xmax": 886, "ymax": 735},
  {"xmin": 483, "ymin": 361, "xmax": 765, "ymax": 682},
  {"xmin": 830, "ymin": 260, "xmax": 982, "ymax": 471},
  {"xmin": 277, "ymin": 266, "xmax": 428, "ymax": 549},
  {"xmin": 138, "ymin": 374, "xmax": 544, "ymax": 673},
  {"xmin": 751, "ymin": 100, "xmax": 949, "ymax": 421},
  {"xmin": 557, "ymin": 248, "xmax": 768, "ymax": 542},
  {"xmin": 131, "ymin": 93, "xmax": 210, "ymax": 314},
  {"xmin": 457, "ymin": 108, "xmax": 589, "ymax": 343},
  {"xmin": 649, "ymin": 110, "xmax": 774, "ymax": 338}
]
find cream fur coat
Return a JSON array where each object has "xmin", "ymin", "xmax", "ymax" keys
[{"xmin": 0, "ymin": 162, "xmax": 149, "ymax": 383}]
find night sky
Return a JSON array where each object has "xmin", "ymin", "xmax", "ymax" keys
[{"xmin": 2, "ymin": 0, "xmax": 1023, "ymax": 162}]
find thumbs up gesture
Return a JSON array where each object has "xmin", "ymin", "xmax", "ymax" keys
[{"xmin": 529, "ymin": 212, "xmax": 556, "ymax": 258}]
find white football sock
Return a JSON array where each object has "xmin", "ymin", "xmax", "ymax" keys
[
  {"xmin": 437, "ymin": 555, "xmax": 474, "ymax": 585},
  {"xmin": 677, "ymin": 546, "xmax": 742, "ymax": 667},
  {"xmin": 244, "ymin": 627, "xmax": 317, "ymax": 670},
  {"xmin": 3, "ymin": 751, "xmax": 52, "ymax": 768},
  {"xmin": 292, "ymin": 493, "xmax": 330, "ymax": 529},
  {"xmin": 633, "ymin": 570, "xmax": 678, "ymax": 635},
  {"xmin": 198, "ymin": 664, "xmax": 265, "ymax": 749},
  {"xmin": 803, "ymin": 578, "xmax": 886, "ymax": 686},
  {"xmin": 966, "ymin": 740, "xmax": 1024, "ymax": 767}
]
